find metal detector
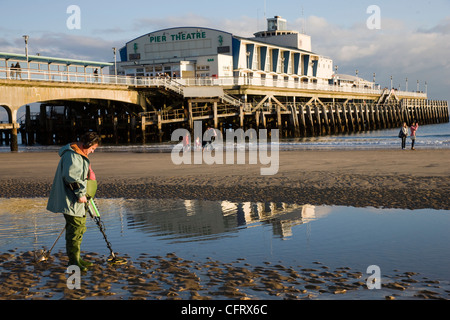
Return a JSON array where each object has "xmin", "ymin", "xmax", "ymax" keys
[{"xmin": 86, "ymin": 198, "xmax": 126, "ymax": 265}]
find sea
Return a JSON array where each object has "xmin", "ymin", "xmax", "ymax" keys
[{"xmin": 1, "ymin": 121, "xmax": 449, "ymax": 153}]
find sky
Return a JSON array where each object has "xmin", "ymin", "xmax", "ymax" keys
[{"xmin": 1, "ymin": 0, "xmax": 450, "ymax": 103}]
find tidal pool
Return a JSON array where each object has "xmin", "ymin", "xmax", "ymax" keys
[{"xmin": 0, "ymin": 198, "xmax": 449, "ymax": 300}]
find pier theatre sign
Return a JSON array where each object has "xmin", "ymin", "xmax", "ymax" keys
[
  {"xmin": 149, "ymin": 31, "xmax": 207, "ymax": 43},
  {"xmin": 126, "ymin": 27, "xmax": 233, "ymax": 62}
]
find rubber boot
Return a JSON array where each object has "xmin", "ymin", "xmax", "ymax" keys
[
  {"xmin": 67, "ymin": 240, "xmax": 88, "ymax": 272},
  {"xmin": 79, "ymin": 257, "xmax": 93, "ymax": 268}
]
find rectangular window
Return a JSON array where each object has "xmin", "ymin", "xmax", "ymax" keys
[{"xmin": 129, "ymin": 53, "xmax": 141, "ymax": 60}]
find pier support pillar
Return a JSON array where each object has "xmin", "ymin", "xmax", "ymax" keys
[
  {"xmin": 334, "ymin": 104, "xmax": 342, "ymax": 133},
  {"xmin": 298, "ymin": 105, "xmax": 307, "ymax": 136},
  {"xmin": 321, "ymin": 105, "xmax": 330, "ymax": 135},
  {"xmin": 188, "ymin": 100, "xmax": 194, "ymax": 131},
  {"xmin": 347, "ymin": 105, "xmax": 355, "ymax": 132},
  {"xmin": 255, "ymin": 110, "xmax": 260, "ymax": 129},
  {"xmin": 157, "ymin": 113, "xmax": 163, "ymax": 142},
  {"xmin": 290, "ymin": 105, "xmax": 300, "ymax": 137},
  {"xmin": 306, "ymin": 105, "xmax": 314, "ymax": 136},
  {"xmin": 276, "ymin": 104, "xmax": 282, "ymax": 131},
  {"xmin": 213, "ymin": 101, "xmax": 218, "ymax": 129},
  {"xmin": 141, "ymin": 115, "xmax": 146, "ymax": 144},
  {"xmin": 328, "ymin": 105, "xmax": 336, "ymax": 134},
  {"xmin": 10, "ymin": 126, "xmax": 18, "ymax": 152}
]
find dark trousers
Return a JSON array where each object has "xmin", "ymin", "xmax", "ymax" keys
[
  {"xmin": 401, "ymin": 136, "xmax": 407, "ymax": 149},
  {"xmin": 64, "ymin": 214, "xmax": 87, "ymax": 265}
]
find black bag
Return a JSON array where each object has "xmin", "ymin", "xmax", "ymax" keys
[{"xmin": 398, "ymin": 129, "xmax": 404, "ymax": 138}]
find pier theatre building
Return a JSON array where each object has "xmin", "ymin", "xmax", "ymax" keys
[{"xmin": 116, "ymin": 16, "xmax": 335, "ymax": 86}]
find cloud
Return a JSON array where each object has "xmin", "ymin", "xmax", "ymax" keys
[
  {"xmin": 133, "ymin": 13, "xmax": 213, "ymax": 33},
  {"xmin": 131, "ymin": 13, "xmax": 259, "ymax": 38},
  {"xmin": 1, "ymin": 12, "xmax": 448, "ymax": 100},
  {"xmin": 285, "ymin": 15, "xmax": 450, "ymax": 99},
  {"xmin": 419, "ymin": 16, "xmax": 450, "ymax": 34},
  {"xmin": 3, "ymin": 33, "xmax": 121, "ymax": 62}
]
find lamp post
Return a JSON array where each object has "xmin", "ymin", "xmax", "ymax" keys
[
  {"xmin": 23, "ymin": 35, "xmax": 29, "ymax": 79},
  {"xmin": 334, "ymin": 65, "xmax": 339, "ymax": 85},
  {"xmin": 112, "ymin": 47, "xmax": 117, "ymax": 83}
]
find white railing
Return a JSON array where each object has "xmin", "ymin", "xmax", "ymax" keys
[{"xmin": 0, "ymin": 66, "xmax": 428, "ymax": 99}]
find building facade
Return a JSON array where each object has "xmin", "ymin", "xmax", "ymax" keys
[{"xmin": 115, "ymin": 16, "xmax": 335, "ymax": 86}]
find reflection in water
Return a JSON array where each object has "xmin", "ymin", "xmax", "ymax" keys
[
  {"xmin": 0, "ymin": 198, "xmax": 449, "ymax": 287},
  {"xmin": 0, "ymin": 198, "xmax": 64, "ymax": 249},
  {"xmin": 120, "ymin": 199, "xmax": 327, "ymax": 241},
  {"xmin": 0, "ymin": 198, "xmax": 327, "ymax": 250}
]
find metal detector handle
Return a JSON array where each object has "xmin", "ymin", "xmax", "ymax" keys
[{"xmin": 87, "ymin": 198, "xmax": 101, "ymax": 218}]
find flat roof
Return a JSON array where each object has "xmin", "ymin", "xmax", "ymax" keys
[
  {"xmin": 0, "ymin": 52, "xmax": 113, "ymax": 67},
  {"xmin": 233, "ymin": 35, "xmax": 317, "ymax": 55}
]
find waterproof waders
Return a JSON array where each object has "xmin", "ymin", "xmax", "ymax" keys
[
  {"xmin": 64, "ymin": 214, "xmax": 89, "ymax": 272},
  {"xmin": 65, "ymin": 179, "xmax": 97, "ymax": 271}
]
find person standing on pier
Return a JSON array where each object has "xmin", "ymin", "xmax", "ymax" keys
[
  {"xmin": 15, "ymin": 62, "xmax": 22, "ymax": 80},
  {"xmin": 93, "ymin": 68, "xmax": 99, "ymax": 82},
  {"xmin": 9, "ymin": 63, "xmax": 15, "ymax": 79},
  {"xmin": 399, "ymin": 122, "xmax": 409, "ymax": 150},
  {"xmin": 410, "ymin": 122, "xmax": 419, "ymax": 150},
  {"xmin": 47, "ymin": 132, "xmax": 100, "ymax": 272}
]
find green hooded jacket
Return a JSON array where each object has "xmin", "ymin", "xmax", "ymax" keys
[{"xmin": 47, "ymin": 143, "xmax": 92, "ymax": 217}]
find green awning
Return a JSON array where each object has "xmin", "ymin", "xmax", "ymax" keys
[{"xmin": 0, "ymin": 52, "xmax": 112, "ymax": 68}]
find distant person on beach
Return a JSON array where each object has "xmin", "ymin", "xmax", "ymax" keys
[
  {"xmin": 46, "ymin": 132, "xmax": 100, "ymax": 272},
  {"xmin": 399, "ymin": 122, "xmax": 408, "ymax": 150},
  {"xmin": 182, "ymin": 132, "xmax": 190, "ymax": 152},
  {"xmin": 203, "ymin": 127, "xmax": 217, "ymax": 151},
  {"xmin": 410, "ymin": 122, "xmax": 419, "ymax": 150},
  {"xmin": 195, "ymin": 136, "xmax": 202, "ymax": 151}
]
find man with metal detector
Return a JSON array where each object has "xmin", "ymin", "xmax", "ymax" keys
[{"xmin": 47, "ymin": 132, "xmax": 100, "ymax": 272}]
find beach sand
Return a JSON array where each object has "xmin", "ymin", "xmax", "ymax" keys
[
  {"xmin": 0, "ymin": 149, "xmax": 449, "ymax": 210},
  {"xmin": 1, "ymin": 148, "xmax": 449, "ymax": 301}
]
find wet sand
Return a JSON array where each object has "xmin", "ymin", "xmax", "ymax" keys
[
  {"xmin": 0, "ymin": 149, "xmax": 449, "ymax": 210},
  {"xmin": 1, "ymin": 249, "xmax": 448, "ymax": 300},
  {"xmin": 0, "ymin": 149, "xmax": 449, "ymax": 301}
]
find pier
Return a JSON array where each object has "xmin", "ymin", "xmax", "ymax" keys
[
  {"xmin": 0, "ymin": 53, "xmax": 449, "ymax": 151},
  {"xmin": 140, "ymin": 83, "xmax": 449, "ymax": 142}
]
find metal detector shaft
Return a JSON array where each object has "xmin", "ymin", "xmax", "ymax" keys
[
  {"xmin": 87, "ymin": 199, "xmax": 116, "ymax": 259},
  {"xmin": 49, "ymin": 226, "xmax": 66, "ymax": 254},
  {"xmin": 36, "ymin": 226, "xmax": 65, "ymax": 262}
]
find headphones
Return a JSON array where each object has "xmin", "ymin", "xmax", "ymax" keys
[{"xmin": 81, "ymin": 132, "xmax": 100, "ymax": 149}]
